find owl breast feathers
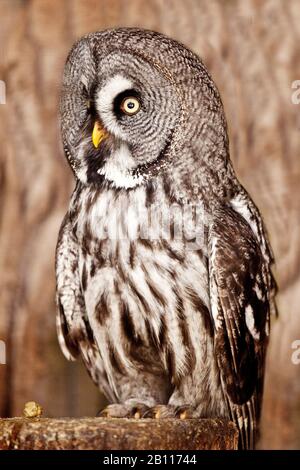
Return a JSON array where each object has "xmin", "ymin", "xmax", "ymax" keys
[{"xmin": 56, "ymin": 28, "xmax": 277, "ymax": 449}]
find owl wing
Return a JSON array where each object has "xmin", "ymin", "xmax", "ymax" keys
[
  {"xmin": 55, "ymin": 214, "xmax": 116, "ymax": 402},
  {"xmin": 208, "ymin": 203, "xmax": 272, "ymax": 449}
]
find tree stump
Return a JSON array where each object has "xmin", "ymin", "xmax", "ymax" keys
[{"xmin": 0, "ymin": 418, "xmax": 238, "ymax": 450}]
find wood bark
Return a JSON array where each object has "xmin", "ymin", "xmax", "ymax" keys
[
  {"xmin": 0, "ymin": 0, "xmax": 299, "ymax": 450},
  {"xmin": 0, "ymin": 418, "xmax": 238, "ymax": 450}
]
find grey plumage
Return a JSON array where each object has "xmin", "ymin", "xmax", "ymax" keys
[{"xmin": 56, "ymin": 28, "xmax": 276, "ymax": 448}]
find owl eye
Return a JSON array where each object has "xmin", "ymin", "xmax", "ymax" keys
[{"xmin": 120, "ymin": 96, "xmax": 140, "ymax": 115}]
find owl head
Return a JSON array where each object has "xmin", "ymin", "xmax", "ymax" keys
[{"xmin": 61, "ymin": 28, "xmax": 234, "ymax": 199}]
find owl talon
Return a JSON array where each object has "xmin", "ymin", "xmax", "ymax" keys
[
  {"xmin": 97, "ymin": 404, "xmax": 130, "ymax": 418},
  {"xmin": 130, "ymin": 404, "xmax": 149, "ymax": 419},
  {"xmin": 174, "ymin": 405, "xmax": 196, "ymax": 419},
  {"xmin": 98, "ymin": 403, "xmax": 150, "ymax": 419},
  {"xmin": 143, "ymin": 405, "xmax": 175, "ymax": 419}
]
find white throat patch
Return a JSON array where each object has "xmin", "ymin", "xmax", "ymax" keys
[{"xmin": 97, "ymin": 144, "xmax": 144, "ymax": 189}]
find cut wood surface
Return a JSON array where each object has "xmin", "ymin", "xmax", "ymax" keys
[
  {"xmin": 0, "ymin": 0, "xmax": 299, "ymax": 450},
  {"xmin": 0, "ymin": 418, "xmax": 238, "ymax": 450}
]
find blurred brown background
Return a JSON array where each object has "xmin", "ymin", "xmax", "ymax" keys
[{"xmin": 0, "ymin": 0, "xmax": 299, "ymax": 449}]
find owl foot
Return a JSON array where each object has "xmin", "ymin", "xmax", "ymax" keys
[
  {"xmin": 97, "ymin": 403, "xmax": 149, "ymax": 419},
  {"xmin": 98, "ymin": 403, "xmax": 196, "ymax": 419},
  {"xmin": 143, "ymin": 404, "xmax": 176, "ymax": 419}
]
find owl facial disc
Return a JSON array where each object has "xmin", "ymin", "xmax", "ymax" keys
[{"xmin": 61, "ymin": 42, "xmax": 180, "ymax": 186}]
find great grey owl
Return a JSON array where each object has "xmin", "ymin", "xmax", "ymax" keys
[{"xmin": 56, "ymin": 28, "xmax": 277, "ymax": 449}]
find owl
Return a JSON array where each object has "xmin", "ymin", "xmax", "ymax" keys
[{"xmin": 56, "ymin": 28, "xmax": 277, "ymax": 449}]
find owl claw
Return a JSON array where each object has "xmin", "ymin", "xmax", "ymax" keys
[
  {"xmin": 130, "ymin": 404, "xmax": 149, "ymax": 419},
  {"xmin": 143, "ymin": 405, "xmax": 176, "ymax": 419},
  {"xmin": 97, "ymin": 404, "xmax": 131, "ymax": 418},
  {"xmin": 97, "ymin": 403, "xmax": 150, "ymax": 419},
  {"xmin": 174, "ymin": 405, "xmax": 196, "ymax": 419}
]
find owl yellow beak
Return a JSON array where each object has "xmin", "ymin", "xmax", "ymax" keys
[{"xmin": 92, "ymin": 120, "xmax": 109, "ymax": 148}]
